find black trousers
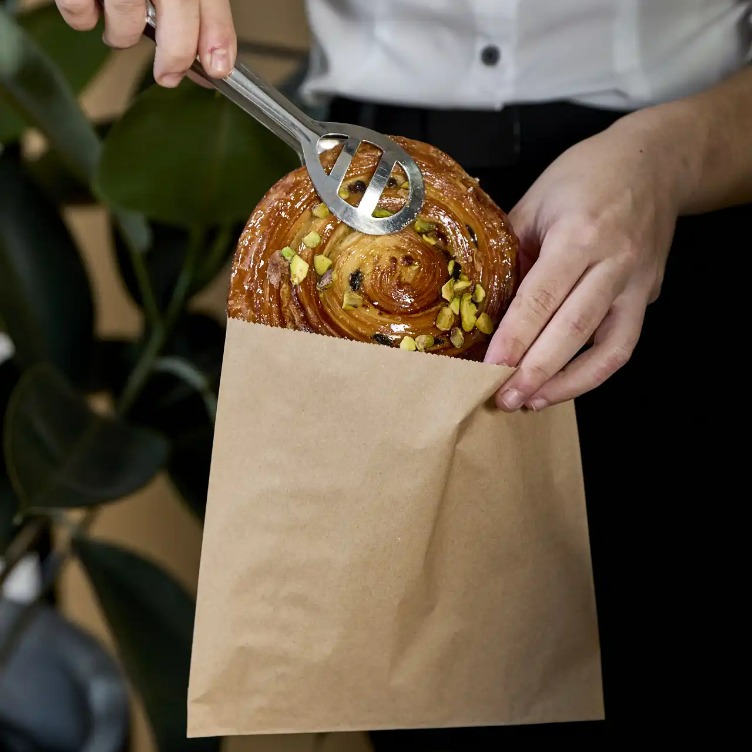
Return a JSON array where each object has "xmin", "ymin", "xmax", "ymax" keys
[{"xmin": 328, "ymin": 97, "xmax": 744, "ymax": 748}]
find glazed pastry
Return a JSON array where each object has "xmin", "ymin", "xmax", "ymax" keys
[{"xmin": 228, "ymin": 137, "xmax": 518, "ymax": 359}]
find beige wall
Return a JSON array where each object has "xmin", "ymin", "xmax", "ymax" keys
[{"xmin": 20, "ymin": 1, "xmax": 371, "ymax": 750}]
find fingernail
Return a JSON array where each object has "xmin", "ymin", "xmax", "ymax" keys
[
  {"xmin": 500, "ymin": 389, "xmax": 525, "ymax": 411},
  {"xmin": 158, "ymin": 73, "xmax": 183, "ymax": 88},
  {"xmin": 209, "ymin": 48, "xmax": 230, "ymax": 77},
  {"xmin": 527, "ymin": 398, "xmax": 549, "ymax": 412}
]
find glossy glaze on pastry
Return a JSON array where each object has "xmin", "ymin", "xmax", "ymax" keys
[{"xmin": 228, "ymin": 136, "xmax": 518, "ymax": 358}]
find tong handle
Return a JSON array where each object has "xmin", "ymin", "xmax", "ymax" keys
[{"xmin": 142, "ymin": 1, "xmax": 321, "ymax": 155}]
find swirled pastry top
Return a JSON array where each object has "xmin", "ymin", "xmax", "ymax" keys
[{"xmin": 228, "ymin": 137, "xmax": 518, "ymax": 358}]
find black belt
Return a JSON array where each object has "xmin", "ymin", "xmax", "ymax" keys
[{"xmin": 327, "ymin": 97, "xmax": 629, "ymax": 170}]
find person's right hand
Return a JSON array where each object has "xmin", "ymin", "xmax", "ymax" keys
[{"xmin": 55, "ymin": 0, "xmax": 237, "ymax": 87}]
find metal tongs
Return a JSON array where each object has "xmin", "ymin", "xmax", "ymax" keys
[{"xmin": 141, "ymin": 2, "xmax": 425, "ymax": 235}]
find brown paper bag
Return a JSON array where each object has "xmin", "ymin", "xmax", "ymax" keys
[{"xmin": 187, "ymin": 318, "xmax": 604, "ymax": 737}]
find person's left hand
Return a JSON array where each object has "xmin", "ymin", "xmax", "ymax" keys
[{"xmin": 484, "ymin": 112, "xmax": 688, "ymax": 411}]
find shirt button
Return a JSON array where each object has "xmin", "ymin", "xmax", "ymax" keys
[{"xmin": 480, "ymin": 45, "xmax": 501, "ymax": 66}]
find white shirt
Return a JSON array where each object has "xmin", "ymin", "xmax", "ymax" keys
[{"xmin": 301, "ymin": 0, "xmax": 751, "ymax": 111}]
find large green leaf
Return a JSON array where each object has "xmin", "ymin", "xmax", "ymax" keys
[
  {"xmin": 96, "ymin": 81, "xmax": 298, "ymax": 228},
  {"xmin": 0, "ymin": 147, "xmax": 94, "ymax": 382},
  {"xmin": 73, "ymin": 537, "xmax": 221, "ymax": 752},
  {"xmin": 0, "ymin": 6, "xmax": 150, "ymax": 253},
  {"xmin": 26, "ymin": 119, "xmax": 115, "ymax": 206},
  {"xmin": 3, "ymin": 364, "xmax": 169, "ymax": 511},
  {"xmin": 0, "ymin": 4, "xmax": 109, "ymax": 144}
]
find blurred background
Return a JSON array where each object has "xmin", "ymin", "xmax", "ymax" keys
[{"xmin": 0, "ymin": 1, "xmax": 372, "ymax": 750}]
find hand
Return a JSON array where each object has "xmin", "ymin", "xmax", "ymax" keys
[
  {"xmin": 484, "ymin": 112, "xmax": 688, "ymax": 411},
  {"xmin": 55, "ymin": 0, "xmax": 237, "ymax": 87}
]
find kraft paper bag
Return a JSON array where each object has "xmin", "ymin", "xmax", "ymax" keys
[{"xmin": 187, "ymin": 317, "xmax": 604, "ymax": 737}]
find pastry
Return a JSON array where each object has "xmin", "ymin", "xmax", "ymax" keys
[{"xmin": 228, "ymin": 136, "xmax": 518, "ymax": 358}]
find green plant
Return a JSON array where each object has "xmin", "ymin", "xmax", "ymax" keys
[{"xmin": 0, "ymin": 3, "xmax": 301, "ymax": 749}]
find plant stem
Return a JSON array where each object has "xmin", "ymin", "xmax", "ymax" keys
[
  {"xmin": 116, "ymin": 226, "xmax": 206, "ymax": 416},
  {"xmin": 129, "ymin": 248, "xmax": 161, "ymax": 329},
  {"xmin": 194, "ymin": 223, "xmax": 235, "ymax": 291}
]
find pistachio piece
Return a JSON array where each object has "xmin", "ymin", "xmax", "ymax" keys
[
  {"xmin": 459, "ymin": 273, "xmax": 469, "ymax": 282},
  {"xmin": 342, "ymin": 290, "xmax": 364, "ymax": 310},
  {"xmin": 453, "ymin": 279, "xmax": 472, "ymax": 295},
  {"xmin": 312, "ymin": 202, "xmax": 330, "ymax": 219},
  {"xmin": 303, "ymin": 231, "xmax": 321, "ymax": 248},
  {"xmin": 316, "ymin": 268, "xmax": 333, "ymax": 290},
  {"xmin": 447, "ymin": 259, "xmax": 455, "ymax": 275},
  {"xmin": 290, "ymin": 255, "xmax": 309, "ymax": 285},
  {"xmin": 460, "ymin": 293, "xmax": 478, "ymax": 332},
  {"xmin": 472, "ymin": 283, "xmax": 486, "ymax": 303},
  {"xmin": 441, "ymin": 279, "xmax": 455, "ymax": 302},
  {"xmin": 476, "ymin": 312, "xmax": 494, "ymax": 334},
  {"xmin": 373, "ymin": 207, "xmax": 394, "ymax": 218},
  {"xmin": 400, "ymin": 180, "xmax": 410, "ymax": 190},
  {"xmin": 280, "ymin": 246, "xmax": 295, "ymax": 262},
  {"xmin": 436, "ymin": 306, "xmax": 455, "ymax": 332},
  {"xmin": 399, "ymin": 336, "xmax": 417, "ymax": 351},
  {"xmin": 449, "ymin": 296, "xmax": 460, "ymax": 315},
  {"xmin": 313, "ymin": 254, "xmax": 332, "ymax": 276},
  {"xmin": 338, "ymin": 187, "xmax": 350, "ymax": 200},
  {"xmin": 421, "ymin": 232, "xmax": 438, "ymax": 245},
  {"xmin": 414, "ymin": 218, "xmax": 436, "ymax": 234},
  {"xmin": 450, "ymin": 327, "xmax": 465, "ymax": 348},
  {"xmin": 415, "ymin": 334, "xmax": 435, "ymax": 352}
]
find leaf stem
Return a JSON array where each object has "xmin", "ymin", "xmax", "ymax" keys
[{"xmin": 116, "ymin": 226, "xmax": 206, "ymax": 416}]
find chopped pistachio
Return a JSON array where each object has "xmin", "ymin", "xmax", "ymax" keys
[
  {"xmin": 460, "ymin": 293, "xmax": 478, "ymax": 332},
  {"xmin": 450, "ymin": 327, "xmax": 465, "ymax": 348},
  {"xmin": 441, "ymin": 279, "xmax": 455, "ymax": 302},
  {"xmin": 290, "ymin": 255, "xmax": 309, "ymax": 285},
  {"xmin": 476, "ymin": 312, "xmax": 494, "ymax": 334},
  {"xmin": 313, "ymin": 254, "xmax": 332, "ymax": 276},
  {"xmin": 436, "ymin": 306, "xmax": 455, "ymax": 331},
  {"xmin": 449, "ymin": 296, "xmax": 461, "ymax": 315},
  {"xmin": 400, "ymin": 336, "xmax": 417, "ymax": 351},
  {"xmin": 459, "ymin": 273, "xmax": 469, "ymax": 282},
  {"xmin": 448, "ymin": 259, "xmax": 455, "ymax": 275},
  {"xmin": 415, "ymin": 334, "xmax": 435, "ymax": 352},
  {"xmin": 312, "ymin": 202, "xmax": 330, "ymax": 219},
  {"xmin": 400, "ymin": 180, "xmax": 410, "ymax": 189},
  {"xmin": 342, "ymin": 290, "xmax": 363, "ymax": 310},
  {"xmin": 280, "ymin": 246, "xmax": 295, "ymax": 262},
  {"xmin": 472, "ymin": 283, "xmax": 486, "ymax": 303},
  {"xmin": 338, "ymin": 187, "xmax": 350, "ymax": 199},
  {"xmin": 373, "ymin": 207, "xmax": 394, "ymax": 218},
  {"xmin": 414, "ymin": 218, "xmax": 436, "ymax": 234},
  {"xmin": 421, "ymin": 232, "xmax": 438, "ymax": 245},
  {"xmin": 452, "ymin": 279, "xmax": 472, "ymax": 295},
  {"xmin": 303, "ymin": 231, "xmax": 321, "ymax": 248}
]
